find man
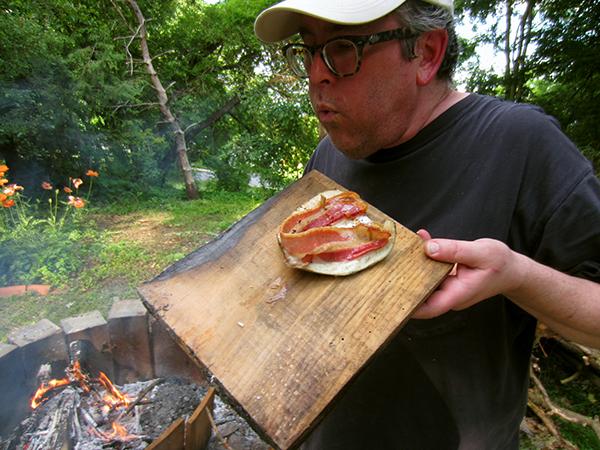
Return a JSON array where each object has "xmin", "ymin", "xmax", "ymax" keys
[{"xmin": 254, "ymin": 0, "xmax": 600, "ymax": 448}]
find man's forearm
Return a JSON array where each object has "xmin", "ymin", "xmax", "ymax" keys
[{"xmin": 506, "ymin": 253, "xmax": 600, "ymax": 348}]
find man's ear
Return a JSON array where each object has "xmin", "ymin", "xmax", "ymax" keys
[{"xmin": 415, "ymin": 29, "xmax": 448, "ymax": 86}]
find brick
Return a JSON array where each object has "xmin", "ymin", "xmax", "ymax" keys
[
  {"xmin": 61, "ymin": 310, "xmax": 115, "ymax": 379},
  {"xmin": 150, "ymin": 317, "xmax": 206, "ymax": 385},
  {"xmin": 7, "ymin": 319, "xmax": 68, "ymax": 379},
  {"xmin": 108, "ymin": 299, "xmax": 154, "ymax": 384},
  {"xmin": 0, "ymin": 344, "xmax": 29, "ymax": 437}
]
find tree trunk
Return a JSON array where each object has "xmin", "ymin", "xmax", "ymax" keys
[
  {"xmin": 126, "ymin": 0, "xmax": 198, "ymax": 200},
  {"xmin": 503, "ymin": 0, "xmax": 513, "ymax": 98},
  {"xmin": 502, "ymin": 0, "xmax": 537, "ymax": 102}
]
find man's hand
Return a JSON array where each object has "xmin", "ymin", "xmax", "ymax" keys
[
  {"xmin": 413, "ymin": 229, "xmax": 526, "ymax": 319},
  {"xmin": 413, "ymin": 230, "xmax": 600, "ymax": 349}
]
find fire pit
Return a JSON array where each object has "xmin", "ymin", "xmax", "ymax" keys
[
  {"xmin": 8, "ymin": 366, "xmax": 209, "ymax": 449},
  {"xmin": 0, "ymin": 299, "xmax": 269, "ymax": 450}
]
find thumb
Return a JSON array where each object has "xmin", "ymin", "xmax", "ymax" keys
[
  {"xmin": 424, "ymin": 238, "xmax": 478, "ymax": 266},
  {"xmin": 424, "ymin": 238, "xmax": 502, "ymax": 268}
]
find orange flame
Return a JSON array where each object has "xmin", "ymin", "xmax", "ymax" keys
[
  {"xmin": 30, "ymin": 361, "xmax": 131, "ymax": 411},
  {"xmin": 31, "ymin": 377, "xmax": 71, "ymax": 409},
  {"xmin": 30, "ymin": 360, "xmax": 139, "ymax": 442},
  {"xmin": 89, "ymin": 421, "xmax": 140, "ymax": 442},
  {"xmin": 98, "ymin": 371, "xmax": 131, "ymax": 409},
  {"xmin": 68, "ymin": 360, "xmax": 91, "ymax": 392}
]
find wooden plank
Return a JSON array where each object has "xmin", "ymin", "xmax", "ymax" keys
[
  {"xmin": 138, "ymin": 170, "xmax": 452, "ymax": 449},
  {"xmin": 147, "ymin": 417, "xmax": 185, "ymax": 450},
  {"xmin": 185, "ymin": 387, "xmax": 215, "ymax": 450}
]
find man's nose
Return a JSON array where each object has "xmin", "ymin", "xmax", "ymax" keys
[{"xmin": 308, "ymin": 51, "xmax": 334, "ymax": 84}]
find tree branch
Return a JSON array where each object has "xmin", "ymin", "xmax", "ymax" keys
[
  {"xmin": 125, "ymin": 22, "xmax": 145, "ymax": 76},
  {"xmin": 530, "ymin": 368, "xmax": 600, "ymax": 442},
  {"xmin": 112, "ymin": 101, "xmax": 161, "ymax": 114},
  {"xmin": 184, "ymin": 96, "xmax": 241, "ymax": 139}
]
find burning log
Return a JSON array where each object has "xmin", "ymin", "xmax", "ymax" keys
[
  {"xmin": 0, "ymin": 354, "xmax": 213, "ymax": 450},
  {"xmin": 119, "ymin": 378, "xmax": 164, "ymax": 419},
  {"xmin": 16, "ymin": 388, "xmax": 77, "ymax": 450}
]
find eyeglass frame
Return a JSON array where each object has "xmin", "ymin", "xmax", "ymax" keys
[{"xmin": 281, "ymin": 27, "xmax": 421, "ymax": 79}]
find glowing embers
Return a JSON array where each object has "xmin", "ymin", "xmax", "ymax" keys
[{"xmin": 28, "ymin": 359, "xmax": 143, "ymax": 447}]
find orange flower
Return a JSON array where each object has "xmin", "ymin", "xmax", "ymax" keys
[
  {"xmin": 3, "ymin": 184, "xmax": 21, "ymax": 196},
  {"xmin": 86, "ymin": 169, "xmax": 99, "ymax": 177},
  {"xmin": 0, "ymin": 193, "xmax": 6, "ymax": 202},
  {"xmin": 64, "ymin": 186, "xmax": 73, "ymax": 194},
  {"xmin": 0, "ymin": 165, "xmax": 8, "ymax": 172},
  {"xmin": 2, "ymin": 199, "xmax": 15, "ymax": 208},
  {"xmin": 67, "ymin": 195, "xmax": 85, "ymax": 208},
  {"xmin": 42, "ymin": 181, "xmax": 53, "ymax": 190},
  {"xmin": 0, "ymin": 178, "xmax": 7, "ymax": 186},
  {"xmin": 72, "ymin": 178, "xmax": 83, "ymax": 189}
]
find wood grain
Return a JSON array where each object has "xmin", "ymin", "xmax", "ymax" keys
[
  {"xmin": 146, "ymin": 417, "xmax": 185, "ymax": 450},
  {"xmin": 138, "ymin": 170, "xmax": 452, "ymax": 449}
]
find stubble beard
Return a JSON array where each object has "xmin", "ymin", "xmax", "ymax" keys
[{"xmin": 322, "ymin": 122, "xmax": 381, "ymax": 160}]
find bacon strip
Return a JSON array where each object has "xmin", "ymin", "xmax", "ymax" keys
[
  {"xmin": 280, "ymin": 222, "xmax": 390, "ymax": 258},
  {"xmin": 304, "ymin": 239, "xmax": 390, "ymax": 263},
  {"xmin": 279, "ymin": 226, "xmax": 356, "ymax": 256},
  {"xmin": 280, "ymin": 192, "xmax": 367, "ymax": 234}
]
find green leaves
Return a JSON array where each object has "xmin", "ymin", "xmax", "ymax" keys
[{"xmin": 458, "ymin": 0, "xmax": 600, "ymax": 171}]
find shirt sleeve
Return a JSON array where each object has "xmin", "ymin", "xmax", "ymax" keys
[{"xmin": 533, "ymin": 170, "xmax": 600, "ymax": 282}]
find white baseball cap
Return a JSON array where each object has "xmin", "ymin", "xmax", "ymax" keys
[{"xmin": 254, "ymin": 0, "xmax": 454, "ymax": 43}]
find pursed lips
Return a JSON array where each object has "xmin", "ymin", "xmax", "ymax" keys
[{"xmin": 314, "ymin": 102, "xmax": 339, "ymax": 123}]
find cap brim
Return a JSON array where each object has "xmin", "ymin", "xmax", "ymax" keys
[{"xmin": 254, "ymin": 0, "xmax": 408, "ymax": 43}]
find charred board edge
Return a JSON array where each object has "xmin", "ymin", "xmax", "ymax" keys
[{"xmin": 149, "ymin": 194, "xmax": 279, "ymax": 282}]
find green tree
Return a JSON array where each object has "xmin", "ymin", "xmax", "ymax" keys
[
  {"xmin": 1, "ymin": 0, "xmax": 318, "ymax": 197},
  {"xmin": 457, "ymin": 0, "xmax": 600, "ymax": 170},
  {"xmin": 530, "ymin": 0, "xmax": 600, "ymax": 170}
]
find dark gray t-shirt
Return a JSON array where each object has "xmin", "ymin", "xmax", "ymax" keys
[{"xmin": 301, "ymin": 93, "xmax": 600, "ymax": 449}]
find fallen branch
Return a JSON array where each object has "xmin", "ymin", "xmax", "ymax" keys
[
  {"xmin": 119, "ymin": 378, "xmax": 164, "ymax": 419},
  {"xmin": 537, "ymin": 324, "xmax": 600, "ymax": 374},
  {"xmin": 527, "ymin": 397, "xmax": 561, "ymax": 438},
  {"xmin": 206, "ymin": 409, "xmax": 234, "ymax": 450},
  {"xmin": 530, "ymin": 368, "xmax": 600, "ymax": 442}
]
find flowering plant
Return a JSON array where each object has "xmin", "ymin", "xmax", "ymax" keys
[
  {"xmin": 0, "ymin": 163, "xmax": 101, "ymax": 287},
  {"xmin": 1, "ymin": 164, "xmax": 99, "ymax": 232}
]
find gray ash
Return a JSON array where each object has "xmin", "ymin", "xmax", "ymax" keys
[{"xmin": 138, "ymin": 377, "xmax": 206, "ymax": 440}]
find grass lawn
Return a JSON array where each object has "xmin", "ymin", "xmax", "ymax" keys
[{"xmin": 0, "ymin": 188, "xmax": 269, "ymax": 341}]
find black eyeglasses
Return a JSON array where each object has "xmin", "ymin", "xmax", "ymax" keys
[{"xmin": 282, "ymin": 28, "xmax": 419, "ymax": 79}]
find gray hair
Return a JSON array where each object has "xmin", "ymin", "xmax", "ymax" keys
[{"xmin": 394, "ymin": 0, "xmax": 459, "ymax": 81}]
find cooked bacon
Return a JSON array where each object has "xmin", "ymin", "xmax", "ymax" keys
[
  {"xmin": 304, "ymin": 239, "xmax": 390, "ymax": 263},
  {"xmin": 281, "ymin": 222, "xmax": 391, "ymax": 261},
  {"xmin": 279, "ymin": 190, "xmax": 392, "ymax": 265},
  {"xmin": 279, "ymin": 226, "xmax": 356, "ymax": 256},
  {"xmin": 280, "ymin": 192, "xmax": 367, "ymax": 234}
]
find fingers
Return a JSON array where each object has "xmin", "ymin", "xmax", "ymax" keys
[
  {"xmin": 416, "ymin": 229, "xmax": 432, "ymax": 240},
  {"xmin": 412, "ymin": 275, "xmax": 475, "ymax": 319},
  {"xmin": 424, "ymin": 238, "xmax": 502, "ymax": 268}
]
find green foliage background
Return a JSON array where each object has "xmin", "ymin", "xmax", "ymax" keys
[
  {"xmin": 0, "ymin": 1, "xmax": 599, "ymax": 447},
  {"xmin": 0, "ymin": 0, "xmax": 318, "ymax": 197}
]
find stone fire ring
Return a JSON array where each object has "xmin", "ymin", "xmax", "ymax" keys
[{"xmin": 0, "ymin": 299, "xmax": 205, "ymax": 438}]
